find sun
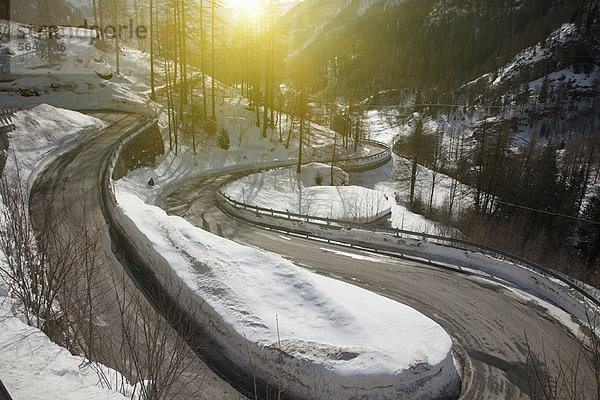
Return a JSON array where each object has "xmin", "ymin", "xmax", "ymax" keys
[{"xmin": 226, "ymin": 0, "xmax": 262, "ymax": 15}]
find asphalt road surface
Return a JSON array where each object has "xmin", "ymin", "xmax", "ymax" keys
[
  {"xmin": 161, "ymin": 170, "xmax": 598, "ymax": 400},
  {"xmin": 28, "ymin": 112, "xmax": 243, "ymax": 400}
]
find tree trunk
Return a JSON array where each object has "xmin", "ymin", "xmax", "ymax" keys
[
  {"xmin": 113, "ymin": 4, "xmax": 119, "ymax": 75},
  {"xmin": 149, "ymin": 0, "xmax": 155, "ymax": 100},
  {"xmin": 211, "ymin": 0, "xmax": 216, "ymax": 120},
  {"xmin": 297, "ymin": 115, "xmax": 303, "ymax": 174},
  {"xmin": 98, "ymin": 0, "xmax": 104, "ymax": 41},
  {"xmin": 331, "ymin": 132, "xmax": 337, "ymax": 185},
  {"xmin": 410, "ymin": 159, "xmax": 417, "ymax": 208},
  {"xmin": 92, "ymin": 0, "xmax": 99, "ymax": 39},
  {"xmin": 201, "ymin": 0, "xmax": 207, "ymax": 120}
]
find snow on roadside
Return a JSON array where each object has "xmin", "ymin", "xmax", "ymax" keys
[
  {"xmin": 222, "ymin": 163, "xmax": 393, "ymax": 223},
  {"xmin": 0, "ymin": 105, "xmax": 135, "ymax": 400},
  {"xmin": 114, "ymin": 181, "xmax": 461, "ymax": 399},
  {"xmin": 0, "ymin": 286, "xmax": 133, "ymax": 400},
  {"xmin": 6, "ymin": 104, "xmax": 105, "ymax": 191}
]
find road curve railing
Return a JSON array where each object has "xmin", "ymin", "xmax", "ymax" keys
[
  {"xmin": 216, "ymin": 184, "xmax": 600, "ymax": 310},
  {"xmin": 334, "ymin": 139, "xmax": 392, "ymax": 171}
]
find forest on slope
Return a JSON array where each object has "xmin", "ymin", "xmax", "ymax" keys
[{"xmin": 283, "ymin": 0, "xmax": 594, "ymax": 94}]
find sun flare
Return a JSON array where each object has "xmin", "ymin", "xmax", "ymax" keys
[{"xmin": 226, "ymin": 0, "xmax": 263, "ymax": 15}]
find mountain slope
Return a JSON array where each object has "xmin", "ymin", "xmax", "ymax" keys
[
  {"xmin": 282, "ymin": 0, "xmax": 592, "ymax": 95},
  {"xmin": 449, "ymin": 2, "xmax": 600, "ymax": 138}
]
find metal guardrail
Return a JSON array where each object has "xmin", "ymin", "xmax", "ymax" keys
[
  {"xmin": 217, "ymin": 183, "xmax": 600, "ymax": 309},
  {"xmin": 314, "ymin": 139, "xmax": 391, "ymax": 171}
]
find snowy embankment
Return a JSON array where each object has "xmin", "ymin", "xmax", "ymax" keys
[
  {"xmin": 5, "ymin": 104, "xmax": 105, "ymax": 191},
  {"xmin": 361, "ymin": 109, "xmax": 473, "ymax": 234},
  {"xmin": 0, "ymin": 105, "xmax": 135, "ymax": 399},
  {"xmin": 113, "ymin": 181, "xmax": 461, "ymax": 399},
  {"xmin": 0, "ymin": 297, "xmax": 134, "ymax": 400},
  {"xmin": 222, "ymin": 163, "xmax": 393, "ymax": 223}
]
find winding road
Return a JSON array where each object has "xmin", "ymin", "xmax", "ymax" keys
[
  {"xmin": 28, "ymin": 110, "xmax": 596, "ymax": 399},
  {"xmin": 160, "ymin": 169, "xmax": 597, "ymax": 399}
]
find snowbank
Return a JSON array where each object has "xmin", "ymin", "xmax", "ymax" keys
[
  {"xmin": 297, "ymin": 162, "xmax": 349, "ymax": 187},
  {"xmin": 113, "ymin": 184, "xmax": 461, "ymax": 399},
  {"xmin": 222, "ymin": 164, "xmax": 393, "ymax": 223},
  {"xmin": 6, "ymin": 104, "xmax": 105, "ymax": 190}
]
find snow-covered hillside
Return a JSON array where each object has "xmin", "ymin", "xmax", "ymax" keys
[
  {"xmin": 0, "ymin": 16, "xmax": 464, "ymax": 400},
  {"xmin": 9, "ymin": 0, "xmax": 86, "ymax": 26},
  {"xmin": 282, "ymin": 0, "xmax": 408, "ymax": 56},
  {"xmin": 451, "ymin": 19, "xmax": 600, "ymax": 140},
  {"xmin": 3, "ymin": 1, "xmax": 598, "ymax": 397},
  {"xmin": 283, "ymin": 0, "xmax": 590, "ymax": 95},
  {"xmin": 1, "ymin": 20, "xmax": 151, "ymax": 113}
]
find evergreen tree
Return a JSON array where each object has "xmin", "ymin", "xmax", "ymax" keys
[
  {"xmin": 217, "ymin": 127, "xmax": 230, "ymax": 150},
  {"xmin": 579, "ymin": 191, "xmax": 600, "ymax": 274}
]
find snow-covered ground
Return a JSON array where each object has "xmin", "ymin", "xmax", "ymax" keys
[
  {"xmin": 0, "ymin": 105, "xmax": 136, "ymax": 399},
  {"xmin": 0, "ymin": 290, "xmax": 137, "ymax": 400},
  {"xmin": 4, "ymin": 13, "xmax": 597, "ymax": 400},
  {"xmin": 359, "ymin": 110, "xmax": 473, "ymax": 234},
  {"xmin": 5, "ymin": 104, "xmax": 105, "ymax": 191},
  {"xmin": 2, "ymin": 22, "xmax": 463, "ymax": 398},
  {"xmin": 222, "ymin": 163, "xmax": 393, "ymax": 223},
  {"xmin": 111, "ymin": 79, "xmax": 463, "ymax": 399},
  {"xmin": 219, "ymin": 107, "xmax": 474, "ymax": 235}
]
